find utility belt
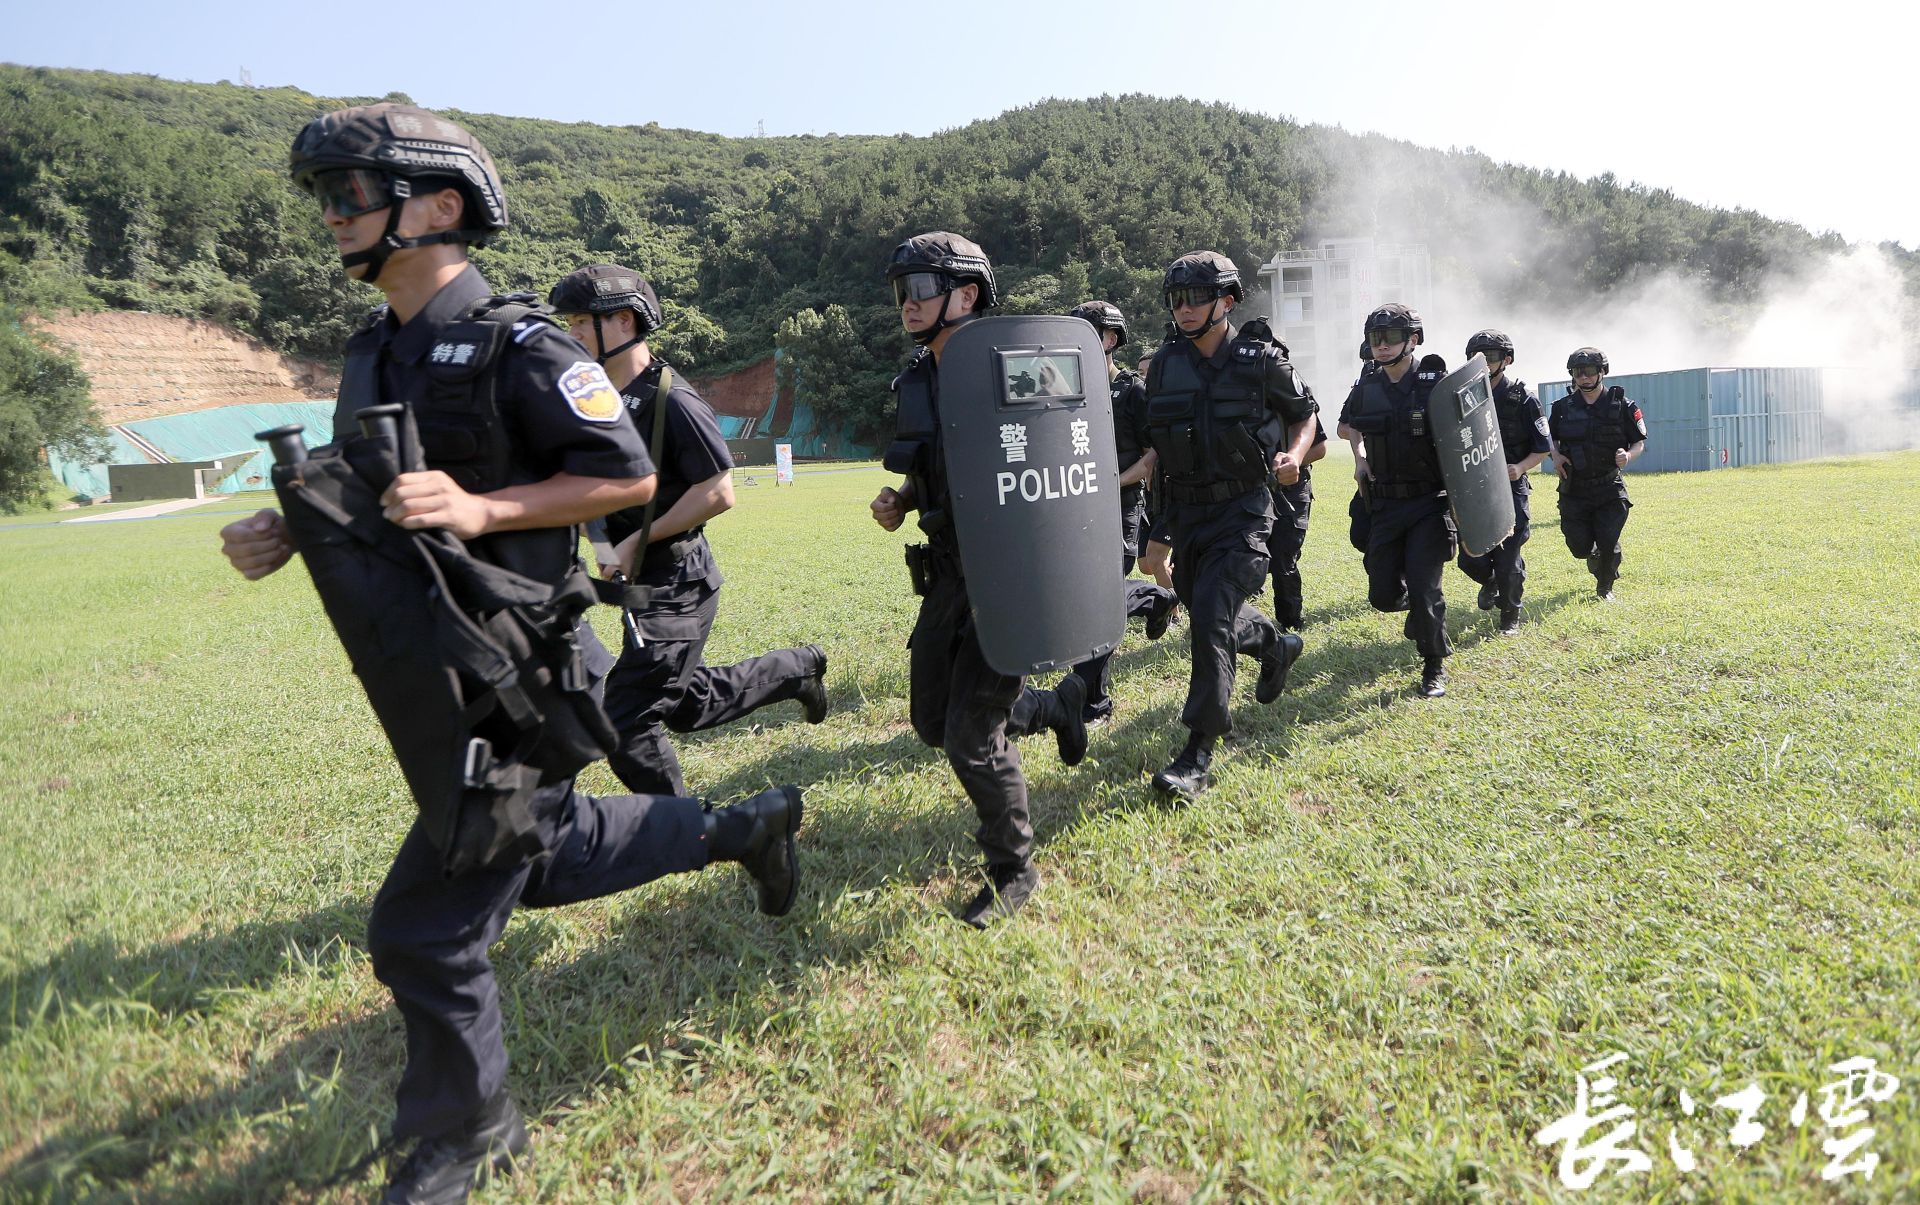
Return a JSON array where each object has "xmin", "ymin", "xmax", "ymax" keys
[
  {"xmin": 1366, "ymin": 479, "xmax": 1444, "ymax": 501},
  {"xmin": 1164, "ymin": 477, "xmax": 1269, "ymax": 506},
  {"xmin": 904, "ymin": 541, "xmax": 962, "ymax": 596},
  {"xmin": 1561, "ymin": 470, "xmax": 1626, "ymax": 494}
]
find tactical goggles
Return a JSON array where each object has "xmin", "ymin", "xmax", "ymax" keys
[
  {"xmin": 309, "ymin": 168, "xmax": 398, "ymax": 219},
  {"xmin": 892, "ymin": 272, "xmax": 956, "ymax": 307},
  {"xmin": 1367, "ymin": 328, "xmax": 1410, "ymax": 346},
  {"xmin": 1571, "ymin": 365, "xmax": 1604, "ymax": 377},
  {"xmin": 1165, "ymin": 286, "xmax": 1223, "ymax": 309}
]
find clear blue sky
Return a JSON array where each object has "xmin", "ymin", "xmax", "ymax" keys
[{"xmin": 8, "ymin": 0, "xmax": 1913, "ymax": 247}]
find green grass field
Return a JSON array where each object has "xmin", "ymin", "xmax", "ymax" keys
[{"xmin": 3, "ymin": 449, "xmax": 1917, "ymax": 1203}]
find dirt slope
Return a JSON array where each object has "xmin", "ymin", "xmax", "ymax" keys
[{"xmin": 28, "ymin": 311, "xmax": 340, "ymax": 425}]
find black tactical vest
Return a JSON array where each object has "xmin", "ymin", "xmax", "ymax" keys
[
  {"xmin": 1111, "ymin": 366, "xmax": 1146, "ymax": 472},
  {"xmin": 337, "ymin": 294, "xmax": 560, "ymax": 493},
  {"xmin": 883, "ymin": 351, "xmax": 957, "ymax": 552},
  {"xmin": 1557, "ymin": 387, "xmax": 1634, "ymax": 481},
  {"xmin": 1350, "ymin": 362, "xmax": 1444, "ymax": 491},
  {"xmin": 1146, "ymin": 329, "xmax": 1285, "ymax": 500},
  {"xmin": 1493, "ymin": 379, "xmax": 1537, "ymax": 465}
]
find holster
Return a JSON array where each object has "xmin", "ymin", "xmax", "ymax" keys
[{"xmin": 905, "ymin": 543, "xmax": 934, "ymax": 597}]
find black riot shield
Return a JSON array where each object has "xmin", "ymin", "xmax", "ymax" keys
[
  {"xmin": 937, "ymin": 316, "xmax": 1126, "ymax": 676},
  {"xmin": 1431, "ymin": 353, "xmax": 1517, "ymax": 556}
]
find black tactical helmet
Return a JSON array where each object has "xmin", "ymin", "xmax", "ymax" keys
[
  {"xmin": 1567, "ymin": 347, "xmax": 1610, "ymax": 374},
  {"xmin": 1466, "ymin": 329, "xmax": 1515, "ymax": 362},
  {"xmin": 548, "ymin": 264, "xmax": 664, "ymax": 334},
  {"xmin": 1070, "ymin": 300, "xmax": 1128, "ymax": 346},
  {"xmin": 1162, "ymin": 251, "xmax": 1243, "ymax": 303},
  {"xmin": 886, "ymin": 232, "xmax": 999, "ymax": 309},
  {"xmin": 290, "ymin": 103, "xmax": 508, "ymax": 238},
  {"xmin": 547, "ymin": 263, "xmax": 664, "ymax": 364},
  {"xmin": 1363, "ymin": 303, "xmax": 1424, "ymax": 341}
]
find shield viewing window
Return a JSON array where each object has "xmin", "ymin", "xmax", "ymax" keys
[
  {"xmin": 1453, "ymin": 370, "xmax": 1491, "ymax": 419},
  {"xmin": 996, "ymin": 350, "xmax": 1084, "ymax": 405}
]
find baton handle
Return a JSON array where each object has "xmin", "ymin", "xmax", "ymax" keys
[
  {"xmin": 355, "ymin": 404, "xmax": 405, "ymax": 444},
  {"xmin": 355, "ymin": 404, "xmax": 407, "ymax": 487},
  {"xmin": 255, "ymin": 423, "xmax": 308, "ymax": 466}
]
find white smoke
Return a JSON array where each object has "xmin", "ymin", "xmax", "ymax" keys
[{"xmin": 1308, "ymin": 132, "xmax": 1920, "ymax": 454}]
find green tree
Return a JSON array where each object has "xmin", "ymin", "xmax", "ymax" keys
[
  {"xmin": 250, "ymin": 256, "xmax": 368, "ymax": 360},
  {"xmin": 0, "ymin": 307, "xmax": 106, "ymax": 511},
  {"xmin": 775, "ymin": 305, "xmax": 887, "ymax": 439}
]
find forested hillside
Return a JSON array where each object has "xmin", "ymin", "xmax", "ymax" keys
[{"xmin": 4, "ymin": 64, "xmax": 1914, "ymax": 441}]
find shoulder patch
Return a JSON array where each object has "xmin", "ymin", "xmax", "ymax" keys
[
  {"xmin": 558, "ymin": 361, "xmax": 623, "ymax": 424},
  {"xmin": 1534, "ymin": 416, "xmax": 1550, "ymax": 436}
]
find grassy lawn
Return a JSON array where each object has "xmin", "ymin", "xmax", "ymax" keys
[{"xmin": 2, "ymin": 449, "xmax": 1917, "ymax": 1202}]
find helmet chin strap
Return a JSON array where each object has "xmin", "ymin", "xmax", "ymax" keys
[
  {"xmin": 1375, "ymin": 337, "xmax": 1416, "ymax": 369},
  {"xmin": 1176, "ymin": 299, "xmax": 1227, "ymax": 343},
  {"xmin": 589, "ymin": 313, "xmax": 646, "ymax": 366},
  {"xmin": 909, "ymin": 290, "xmax": 977, "ymax": 346},
  {"xmin": 336, "ymin": 179, "xmax": 480, "ymax": 284}
]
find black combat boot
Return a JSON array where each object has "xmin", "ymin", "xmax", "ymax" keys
[
  {"xmin": 1048, "ymin": 675, "xmax": 1089, "ymax": 766},
  {"xmin": 960, "ymin": 860, "xmax": 1040, "ymax": 929},
  {"xmin": 1256, "ymin": 632, "xmax": 1304, "ymax": 704},
  {"xmin": 1152, "ymin": 732, "xmax": 1216, "ymax": 802},
  {"xmin": 383, "ymin": 1089, "xmax": 528, "ymax": 1205},
  {"xmin": 1417, "ymin": 657, "xmax": 1447, "ymax": 699},
  {"xmin": 1144, "ymin": 590, "xmax": 1176, "ymax": 641},
  {"xmin": 794, "ymin": 644, "xmax": 829, "ymax": 723},
  {"xmin": 706, "ymin": 785, "xmax": 804, "ymax": 916},
  {"xmin": 1596, "ymin": 552, "xmax": 1620, "ymax": 601},
  {"xmin": 1498, "ymin": 606, "xmax": 1522, "ymax": 635},
  {"xmin": 1476, "ymin": 580, "xmax": 1499, "ymax": 610}
]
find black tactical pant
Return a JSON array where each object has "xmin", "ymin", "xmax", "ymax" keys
[
  {"xmin": 1559, "ymin": 478, "xmax": 1632, "ymax": 583},
  {"xmin": 367, "ymin": 777, "xmax": 710, "ymax": 1143},
  {"xmin": 603, "ymin": 578, "xmax": 819, "ymax": 796},
  {"xmin": 909, "ymin": 571, "xmax": 1032, "ymax": 870},
  {"xmin": 1168, "ymin": 492, "xmax": 1284, "ymax": 738},
  {"xmin": 1348, "ymin": 488, "xmax": 1370, "ymax": 553},
  {"xmin": 1042, "ymin": 577, "xmax": 1176, "ymax": 720},
  {"xmin": 1365, "ymin": 492, "xmax": 1456, "ymax": 660},
  {"xmin": 1267, "ymin": 477, "xmax": 1312, "ymax": 628},
  {"xmin": 1456, "ymin": 481, "xmax": 1533, "ymax": 606}
]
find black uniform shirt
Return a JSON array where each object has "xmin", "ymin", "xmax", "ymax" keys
[
  {"xmin": 605, "ymin": 361, "xmax": 732, "ymax": 589},
  {"xmin": 335, "ymin": 264, "xmax": 655, "ymax": 583}
]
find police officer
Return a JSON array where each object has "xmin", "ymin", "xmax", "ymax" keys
[
  {"xmin": 1548, "ymin": 347, "xmax": 1647, "ymax": 599},
  {"xmin": 547, "ymin": 264, "xmax": 829, "ymax": 797},
  {"xmin": 1337, "ymin": 304, "xmax": 1455, "ymax": 698},
  {"xmin": 870, "ymin": 231, "xmax": 1079, "ymax": 927},
  {"xmin": 1454, "ymin": 330, "xmax": 1550, "ymax": 633},
  {"xmin": 218, "ymin": 105, "xmax": 803, "ymax": 1204},
  {"xmin": 1141, "ymin": 252, "xmax": 1312, "ymax": 800},
  {"xmin": 1055, "ymin": 299, "xmax": 1177, "ymax": 722}
]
